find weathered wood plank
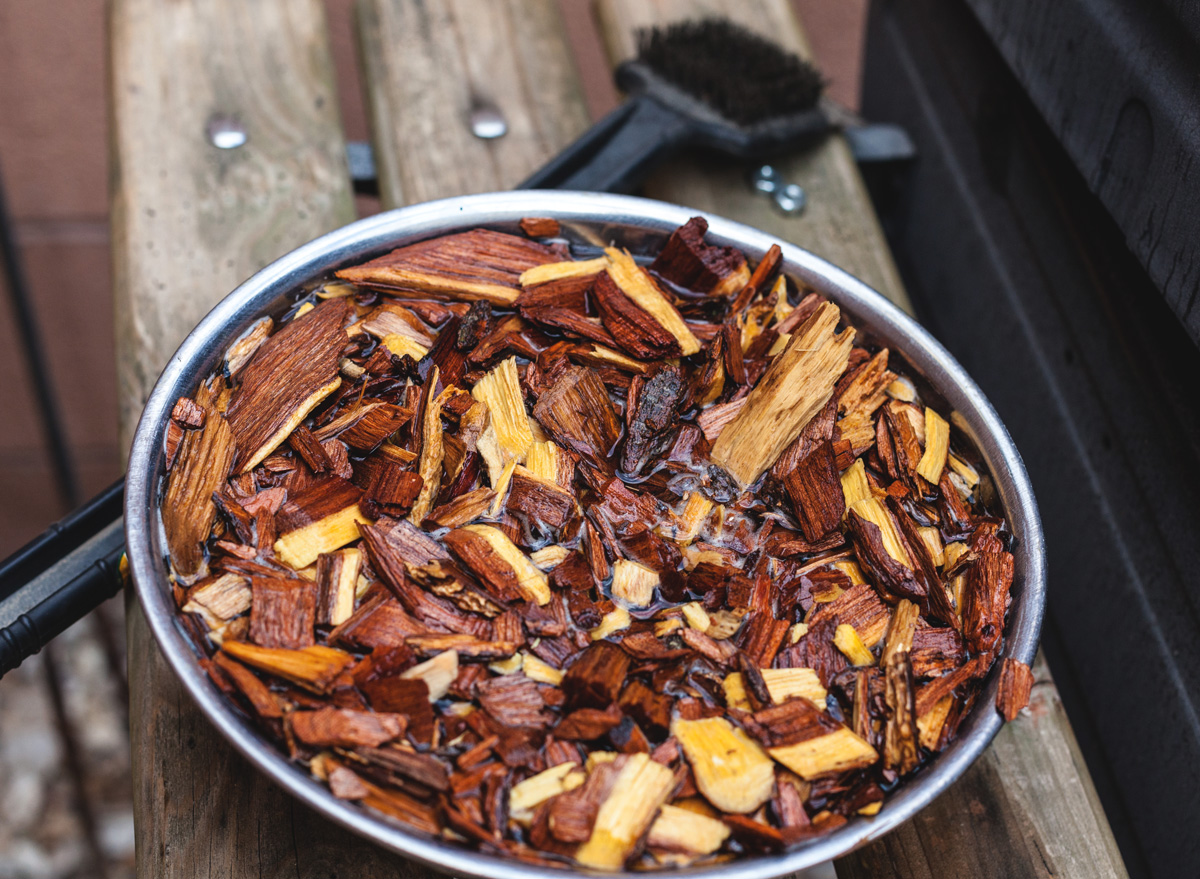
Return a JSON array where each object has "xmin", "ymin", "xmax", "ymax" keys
[
  {"xmin": 356, "ymin": 0, "xmax": 592, "ymax": 206},
  {"xmin": 593, "ymin": 0, "xmax": 909, "ymax": 312},
  {"xmin": 111, "ymin": 1, "xmax": 417, "ymax": 876}
]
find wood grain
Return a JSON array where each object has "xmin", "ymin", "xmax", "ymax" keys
[
  {"xmin": 111, "ymin": 1, "xmax": 415, "ymax": 875},
  {"xmin": 356, "ymin": 0, "xmax": 592, "ymax": 206},
  {"xmin": 593, "ymin": 0, "xmax": 910, "ymax": 311}
]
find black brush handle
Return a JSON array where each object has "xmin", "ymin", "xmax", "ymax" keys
[
  {"xmin": 519, "ymin": 95, "xmax": 695, "ymax": 193},
  {"xmin": 0, "ymin": 480, "xmax": 126, "ymax": 676}
]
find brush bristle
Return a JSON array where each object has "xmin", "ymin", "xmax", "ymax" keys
[{"xmin": 636, "ymin": 18, "xmax": 824, "ymax": 127}]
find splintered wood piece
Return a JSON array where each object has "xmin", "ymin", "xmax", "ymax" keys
[
  {"xmin": 519, "ymin": 255, "xmax": 609, "ymax": 287},
  {"xmin": 673, "ymin": 717, "xmax": 774, "ymax": 814},
  {"xmin": 290, "ymin": 707, "xmax": 405, "ymax": 748},
  {"xmin": 357, "ymin": 301, "xmax": 434, "ymax": 346},
  {"xmin": 532, "ymin": 366, "xmax": 621, "ymax": 468},
  {"xmin": 471, "ymin": 356, "xmax": 535, "ymax": 469},
  {"xmin": 506, "ymin": 467, "xmax": 574, "ymax": 529},
  {"xmin": 443, "ymin": 524, "xmax": 550, "ymax": 605},
  {"xmin": 884, "ymin": 651, "xmax": 919, "ymax": 775},
  {"xmin": 509, "ymin": 762, "xmax": 586, "ymax": 824},
  {"xmin": 562, "ymin": 641, "xmax": 631, "ymax": 709},
  {"xmin": 711, "ymin": 302, "xmax": 854, "ymax": 487},
  {"xmin": 220, "ymin": 642, "xmax": 353, "ymax": 693},
  {"xmin": 426, "ymin": 486, "xmax": 495, "ymax": 528},
  {"xmin": 962, "ymin": 545, "xmax": 1015, "ymax": 654},
  {"xmin": 768, "ymin": 727, "xmax": 879, "ymax": 781},
  {"xmin": 649, "ymin": 217, "xmax": 749, "ymax": 298},
  {"xmin": 722, "ymin": 668, "xmax": 827, "ymax": 711},
  {"xmin": 783, "ymin": 439, "xmax": 846, "ymax": 542},
  {"xmin": 833, "ymin": 624, "xmax": 875, "ymax": 667},
  {"xmin": 183, "ymin": 573, "xmax": 250, "ymax": 622},
  {"xmin": 398, "ymin": 650, "xmax": 458, "ymax": 703},
  {"xmin": 162, "ymin": 393, "xmax": 236, "ymax": 581},
  {"xmin": 273, "ymin": 477, "xmax": 371, "ymax": 569},
  {"xmin": 224, "ymin": 316, "xmax": 273, "ymax": 377},
  {"xmin": 335, "ymin": 229, "xmax": 560, "ymax": 305},
  {"xmin": 358, "ymin": 676, "xmax": 435, "ymax": 744},
  {"xmin": 250, "ymin": 576, "xmax": 317, "ymax": 648},
  {"xmin": 408, "ymin": 366, "xmax": 444, "ymax": 525},
  {"xmin": 575, "ymin": 753, "xmax": 676, "ymax": 869},
  {"xmin": 996, "ymin": 657, "xmax": 1034, "ymax": 721},
  {"xmin": 315, "ymin": 548, "xmax": 360, "ymax": 626},
  {"xmin": 226, "ymin": 297, "xmax": 348, "ymax": 472},
  {"xmin": 610, "ymin": 559, "xmax": 659, "ymax": 609},
  {"xmin": 332, "ymin": 402, "xmax": 413, "ymax": 452},
  {"xmin": 599, "ymin": 247, "xmax": 700, "ymax": 357},
  {"xmin": 808, "ymin": 583, "xmax": 891, "ymax": 649},
  {"xmin": 881, "ymin": 599, "xmax": 920, "ymax": 668},
  {"xmin": 519, "ymin": 216, "xmax": 562, "ymax": 239},
  {"xmin": 916, "ymin": 407, "xmax": 950, "ymax": 483},
  {"xmin": 647, "ymin": 804, "xmax": 731, "ymax": 855}
]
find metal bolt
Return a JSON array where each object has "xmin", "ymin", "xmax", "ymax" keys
[
  {"xmin": 750, "ymin": 164, "xmax": 780, "ymax": 193},
  {"xmin": 469, "ymin": 104, "xmax": 507, "ymax": 140},
  {"xmin": 206, "ymin": 114, "xmax": 247, "ymax": 150},
  {"xmin": 774, "ymin": 183, "xmax": 807, "ymax": 215}
]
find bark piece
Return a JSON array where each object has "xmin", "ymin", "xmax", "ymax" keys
[
  {"xmin": 620, "ymin": 366, "xmax": 685, "ymax": 476},
  {"xmin": 649, "ymin": 217, "xmax": 749, "ymax": 298},
  {"xmin": 562, "ymin": 642, "xmax": 632, "ymax": 710},
  {"xmin": 996, "ymin": 657, "xmax": 1034, "ymax": 721},
  {"xmin": 336, "ymin": 229, "xmax": 560, "ymax": 306},
  {"xmin": 315, "ymin": 548, "xmax": 361, "ymax": 626},
  {"xmin": 710, "ymin": 302, "xmax": 854, "ymax": 487},
  {"xmin": 408, "ymin": 366, "xmax": 444, "ymax": 525},
  {"xmin": 505, "ymin": 468, "xmax": 574, "ymax": 530},
  {"xmin": 443, "ymin": 524, "xmax": 550, "ymax": 605},
  {"xmin": 783, "ymin": 439, "xmax": 845, "ymax": 542},
  {"xmin": 227, "ymin": 298, "xmax": 348, "ymax": 472},
  {"xmin": 290, "ymin": 707, "xmax": 405, "ymax": 747},
  {"xmin": 249, "ymin": 576, "xmax": 317, "ymax": 649},
  {"xmin": 163, "ymin": 391, "xmax": 236, "ymax": 581},
  {"xmin": 532, "ymin": 366, "xmax": 621, "ymax": 468},
  {"xmin": 594, "ymin": 248, "xmax": 700, "ymax": 358},
  {"xmin": 273, "ymin": 477, "xmax": 370, "ymax": 569},
  {"xmin": 883, "ymin": 651, "xmax": 919, "ymax": 775}
]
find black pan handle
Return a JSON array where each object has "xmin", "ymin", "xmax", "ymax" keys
[
  {"xmin": 0, "ymin": 479, "xmax": 126, "ymax": 676},
  {"xmin": 518, "ymin": 95, "xmax": 695, "ymax": 193}
]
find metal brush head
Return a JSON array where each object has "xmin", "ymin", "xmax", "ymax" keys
[
  {"xmin": 634, "ymin": 18, "xmax": 825, "ymax": 126},
  {"xmin": 613, "ymin": 18, "xmax": 830, "ymax": 158}
]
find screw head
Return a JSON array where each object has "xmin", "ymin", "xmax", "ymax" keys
[
  {"xmin": 206, "ymin": 114, "xmax": 247, "ymax": 149},
  {"xmin": 750, "ymin": 164, "xmax": 780, "ymax": 193},
  {"xmin": 774, "ymin": 183, "xmax": 807, "ymax": 215},
  {"xmin": 470, "ymin": 105, "xmax": 507, "ymax": 139}
]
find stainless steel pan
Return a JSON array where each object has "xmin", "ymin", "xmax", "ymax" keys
[{"xmin": 125, "ymin": 190, "xmax": 1045, "ymax": 878}]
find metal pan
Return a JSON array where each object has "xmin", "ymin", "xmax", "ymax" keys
[{"xmin": 125, "ymin": 190, "xmax": 1045, "ymax": 878}]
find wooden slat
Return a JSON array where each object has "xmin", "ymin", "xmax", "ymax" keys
[
  {"xmin": 112, "ymin": 1, "xmax": 418, "ymax": 875},
  {"xmin": 592, "ymin": 2, "xmax": 1126, "ymax": 877},
  {"xmin": 593, "ymin": 0, "xmax": 910, "ymax": 312},
  {"xmin": 356, "ymin": 0, "xmax": 592, "ymax": 206}
]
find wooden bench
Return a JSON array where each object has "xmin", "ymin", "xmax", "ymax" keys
[{"xmin": 110, "ymin": 1, "xmax": 1128, "ymax": 876}]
